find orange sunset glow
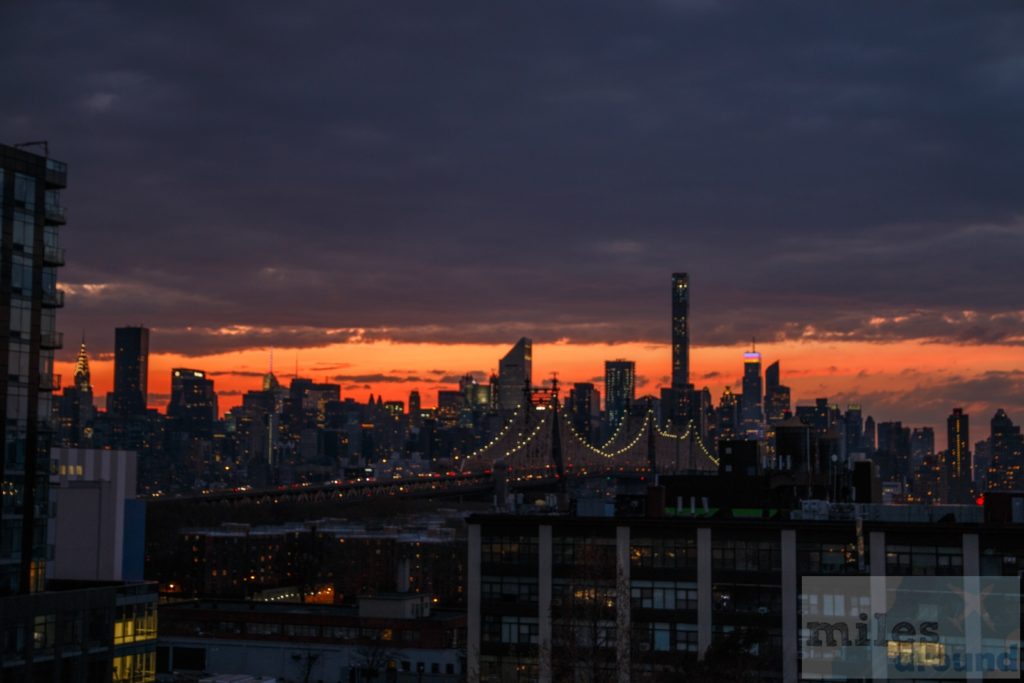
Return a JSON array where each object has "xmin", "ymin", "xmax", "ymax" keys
[{"xmin": 57, "ymin": 338, "xmax": 1023, "ymax": 433}]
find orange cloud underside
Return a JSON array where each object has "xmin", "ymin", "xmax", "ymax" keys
[{"xmin": 57, "ymin": 339, "xmax": 1021, "ymax": 429}]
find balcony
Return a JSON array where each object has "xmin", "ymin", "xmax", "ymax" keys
[
  {"xmin": 45, "ymin": 159, "xmax": 67, "ymax": 189},
  {"xmin": 41, "ymin": 289, "xmax": 64, "ymax": 308},
  {"xmin": 40, "ymin": 331, "xmax": 63, "ymax": 350},
  {"xmin": 40, "ymin": 373, "xmax": 62, "ymax": 392},
  {"xmin": 43, "ymin": 246, "xmax": 65, "ymax": 266},
  {"xmin": 45, "ymin": 203, "xmax": 66, "ymax": 225}
]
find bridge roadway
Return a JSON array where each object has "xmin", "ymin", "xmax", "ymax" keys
[{"xmin": 145, "ymin": 463, "xmax": 652, "ymax": 509}]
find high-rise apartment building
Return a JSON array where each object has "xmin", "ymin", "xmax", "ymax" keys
[
  {"xmin": 0, "ymin": 143, "xmax": 66, "ymax": 594},
  {"xmin": 604, "ymin": 360, "xmax": 636, "ymax": 431},
  {"xmin": 0, "ymin": 143, "xmax": 157, "ymax": 682},
  {"xmin": 110, "ymin": 326, "xmax": 149, "ymax": 416}
]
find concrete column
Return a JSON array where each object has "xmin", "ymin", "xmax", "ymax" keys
[
  {"xmin": 467, "ymin": 524, "xmax": 481, "ymax": 683},
  {"xmin": 538, "ymin": 525, "xmax": 553, "ymax": 683},
  {"xmin": 869, "ymin": 531, "xmax": 886, "ymax": 680},
  {"xmin": 697, "ymin": 527, "xmax": 712, "ymax": 658},
  {"xmin": 962, "ymin": 533, "xmax": 982, "ymax": 682},
  {"xmin": 615, "ymin": 526, "xmax": 631, "ymax": 683},
  {"xmin": 781, "ymin": 529, "xmax": 797, "ymax": 683}
]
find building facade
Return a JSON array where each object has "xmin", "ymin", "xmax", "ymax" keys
[
  {"xmin": 0, "ymin": 143, "xmax": 66, "ymax": 595},
  {"xmin": 466, "ymin": 500, "xmax": 1024, "ymax": 683}
]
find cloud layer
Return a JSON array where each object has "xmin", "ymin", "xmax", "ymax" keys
[{"xmin": 2, "ymin": 1, "xmax": 1022, "ymax": 361}]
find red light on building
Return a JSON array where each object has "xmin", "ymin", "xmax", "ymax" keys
[{"xmin": 975, "ymin": 494, "xmax": 985, "ymax": 506}]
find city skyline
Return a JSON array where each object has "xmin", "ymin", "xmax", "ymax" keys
[
  {"xmin": 3, "ymin": 0, "xmax": 1020, "ymax": 439},
  {"xmin": 56, "ymin": 329, "xmax": 1022, "ymax": 437}
]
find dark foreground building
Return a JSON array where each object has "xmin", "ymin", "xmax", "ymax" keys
[
  {"xmin": 157, "ymin": 595, "xmax": 465, "ymax": 681},
  {"xmin": 466, "ymin": 493, "xmax": 1024, "ymax": 682},
  {"xmin": 0, "ymin": 143, "xmax": 158, "ymax": 683}
]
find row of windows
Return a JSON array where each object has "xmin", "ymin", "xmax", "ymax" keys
[
  {"xmin": 711, "ymin": 540, "xmax": 782, "ymax": 572},
  {"xmin": 483, "ymin": 576, "xmax": 538, "ymax": 603},
  {"xmin": 553, "ymin": 536, "xmax": 615, "ymax": 568},
  {"xmin": 481, "ymin": 536, "xmax": 538, "ymax": 565},
  {"xmin": 886, "ymin": 545, "xmax": 963, "ymax": 576},
  {"xmin": 631, "ymin": 537, "xmax": 698, "ymax": 570},
  {"xmin": 483, "ymin": 615, "xmax": 539, "ymax": 645},
  {"xmin": 631, "ymin": 580, "xmax": 697, "ymax": 611}
]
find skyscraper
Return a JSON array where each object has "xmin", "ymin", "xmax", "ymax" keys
[
  {"xmin": 408, "ymin": 390, "xmax": 422, "ymax": 428},
  {"xmin": 604, "ymin": 360, "xmax": 636, "ymax": 431},
  {"xmin": 763, "ymin": 360, "xmax": 790, "ymax": 423},
  {"xmin": 111, "ymin": 326, "xmax": 150, "ymax": 416},
  {"xmin": 568, "ymin": 382, "xmax": 601, "ymax": 445},
  {"xmin": 0, "ymin": 143, "xmax": 66, "ymax": 593},
  {"xmin": 168, "ymin": 368, "xmax": 218, "ymax": 434},
  {"xmin": 497, "ymin": 337, "xmax": 531, "ymax": 415},
  {"xmin": 56, "ymin": 339, "xmax": 96, "ymax": 447},
  {"xmin": 671, "ymin": 273, "xmax": 689, "ymax": 389},
  {"xmin": 947, "ymin": 407, "xmax": 971, "ymax": 500},
  {"xmin": 740, "ymin": 350, "xmax": 763, "ymax": 434},
  {"xmin": 988, "ymin": 409, "xmax": 1023, "ymax": 491}
]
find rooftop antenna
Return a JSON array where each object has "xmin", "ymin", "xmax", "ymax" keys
[
  {"xmin": 752, "ymin": 336, "xmax": 756, "ymax": 353},
  {"xmin": 268, "ymin": 348, "xmax": 274, "ymax": 375},
  {"xmin": 294, "ymin": 353, "xmax": 299, "ymax": 379},
  {"xmin": 14, "ymin": 140, "xmax": 48, "ymax": 156}
]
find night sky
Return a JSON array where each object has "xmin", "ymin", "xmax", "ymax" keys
[{"xmin": 3, "ymin": 1, "xmax": 1022, "ymax": 430}]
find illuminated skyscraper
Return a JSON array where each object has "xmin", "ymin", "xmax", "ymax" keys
[
  {"xmin": 111, "ymin": 326, "xmax": 149, "ymax": 416},
  {"xmin": 947, "ymin": 408, "xmax": 971, "ymax": 500},
  {"xmin": 988, "ymin": 409, "xmax": 1022, "ymax": 491},
  {"xmin": 497, "ymin": 337, "xmax": 532, "ymax": 415},
  {"xmin": 604, "ymin": 360, "xmax": 636, "ymax": 431},
  {"xmin": 671, "ymin": 273, "xmax": 689, "ymax": 389},
  {"xmin": 168, "ymin": 368, "xmax": 218, "ymax": 434},
  {"xmin": 740, "ymin": 350, "xmax": 763, "ymax": 433}
]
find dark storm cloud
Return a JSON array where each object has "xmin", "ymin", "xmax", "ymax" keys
[{"xmin": 2, "ymin": 1, "xmax": 1023, "ymax": 361}]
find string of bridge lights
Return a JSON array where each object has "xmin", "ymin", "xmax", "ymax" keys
[{"xmin": 461, "ymin": 403, "xmax": 720, "ymax": 467}]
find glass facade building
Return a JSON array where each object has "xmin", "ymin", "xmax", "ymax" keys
[{"xmin": 0, "ymin": 143, "xmax": 66, "ymax": 596}]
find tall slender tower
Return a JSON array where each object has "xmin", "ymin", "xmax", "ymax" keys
[{"xmin": 671, "ymin": 273, "xmax": 689, "ymax": 389}]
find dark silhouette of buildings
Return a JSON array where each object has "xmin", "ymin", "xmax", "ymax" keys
[
  {"xmin": 497, "ymin": 337, "xmax": 531, "ymax": 415},
  {"xmin": 763, "ymin": 360, "xmax": 790, "ymax": 424},
  {"xmin": 109, "ymin": 326, "xmax": 149, "ymax": 417},
  {"xmin": 167, "ymin": 368, "xmax": 218, "ymax": 435},
  {"xmin": 988, "ymin": 409, "xmax": 1023, "ymax": 491}
]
